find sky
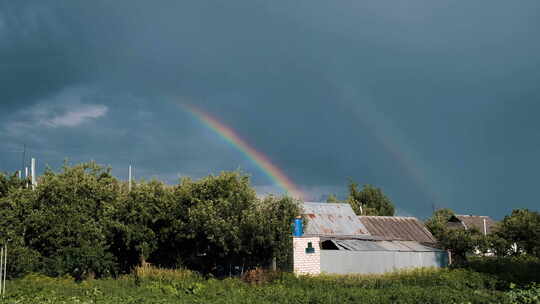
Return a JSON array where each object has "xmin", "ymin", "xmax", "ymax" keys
[{"xmin": 1, "ymin": 0, "xmax": 539, "ymax": 219}]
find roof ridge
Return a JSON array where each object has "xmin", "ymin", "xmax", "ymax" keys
[
  {"xmin": 304, "ymin": 201, "xmax": 350, "ymax": 205},
  {"xmin": 358, "ymin": 216, "xmax": 419, "ymax": 219}
]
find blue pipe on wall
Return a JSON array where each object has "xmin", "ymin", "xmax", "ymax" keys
[{"xmin": 293, "ymin": 217, "xmax": 303, "ymax": 237}]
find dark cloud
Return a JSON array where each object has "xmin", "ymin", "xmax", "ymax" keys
[{"xmin": 1, "ymin": 0, "xmax": 539, "ymax": 219}]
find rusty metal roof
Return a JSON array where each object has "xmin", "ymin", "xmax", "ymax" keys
[
  {"xmin": 358, "ymin": 216, "xmax": 437, "ymax": 244},
  {"xmin": 302, "ymin": 202, "xmax": 370, "ymax": 236},
  {"xmin": 327, "ymin": 239, "xmax": 444, "ymax": 252}
]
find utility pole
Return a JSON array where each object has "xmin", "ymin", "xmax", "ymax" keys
[
  {"xmin": 128, "ymin": 165, "xmax": 132, "ymax": 192},
  {"xmin": 0, "ymin": 246, "xmax": 3, "ymax": 297},
  {"xmin": 31, "ymin": 158, "xmax": 36, "ymax": 190},
  {"xmin": 2, "ymin": 243, "xmax": 5, "ymax": 297},
  {"xmin": 0, "ymin": 243, "xmax": 5, "ymax": 297},
  {"xmin": 25, "ymin": 167, "xmax": 28, "ymax": 188},
  {"xmin": 21, "ymin": 144, "xmax": 26, "ymax": 176}
]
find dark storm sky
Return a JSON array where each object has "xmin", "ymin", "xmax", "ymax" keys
[{"xmin": 1, "ymin": 0, "xmax": 539, "ymax": 219}]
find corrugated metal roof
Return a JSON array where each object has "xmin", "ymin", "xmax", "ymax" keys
[
  {"xmin": 358, "ymin": 216, "xmax": 437, "ymax": 243},
  {"xmin": 332, "ymin": 239, "xmax": 385, "ymax": 251},
  {"xmin": 328, "ymin": 239, "xmax": 444, "ymax": 252},
  {"xmin": 399, "ymin": 241, "xmax": 444, "ymax": 252},
  {"xmin": 302, "ymin": 202, "xmax": 370, "ymax": 236},
  {"xmin": 377, "ymin": 241, "xmax": 413, "ymax": 251}
]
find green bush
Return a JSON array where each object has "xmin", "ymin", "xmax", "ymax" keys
[
  {"xmin": 0, "ymin": 164, "xmax": 302, "ymax": 279},
  {"xmin": 276, "ymin": 268, "xmax": 499, "ymax": 292},
  {"xmin": 3, "ymin": 245, "xmax": 42, "ymax": 279},
  {"xmin": 465, "ymin": 255, "xmax": 540, "ymax": 288},
  {"xmin": 506, "ymin": 283, "xmax": 540, "ymax": 304}
]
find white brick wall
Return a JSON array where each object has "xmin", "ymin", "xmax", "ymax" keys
[{"xmin": 293, "ymin": 237, "xmax": 321, "ymax": 275}]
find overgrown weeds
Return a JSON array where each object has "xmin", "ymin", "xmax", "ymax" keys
[
  {"xmin": 506, "ymin": 283, "xmax": 540, "ymax": 304},
  {"xmin": 241, "ymin": 267, "xmax": 281, "ymax": 285},
  {"xmin": 1, "ymin": 266, "xmax": 515, "ymax": 304},
  {"xmin": 133, "ymin": 265, "xmax": 197, "ymax": 282},
  {"xmin": 0, "ymin": 267, "xmax": 528, "ymax": 304}
]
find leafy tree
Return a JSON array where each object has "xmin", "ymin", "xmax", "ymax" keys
[
  {"xmin": 476, "ymin": 232, "xmax": 512, "ymax": 257},
  {"xmin": 161, "ymin": 172, "xmax": 259, "ymax": 274},
  {"xmin": 0, "ymin": 187, "xmax": 41, "ymax": 278},
  {"xmin": 496, "ymin": 209, "xmax": 540, "ymax": 257},
  {"xmin": 24, "ymin": 162, "xmax": 120, "ymax": 279},
  {"xmin": 437, "ymin": 227, "xmax": 482, "ymax": 264},
  {"xmin": 110, "ymin": 179, "xmax": 173, "ymax": 273},
  {"xmin": 154, "ymin": 171, "xmax": 303, "ymax": 275},
  {"xmin": 242, "ymin": 195, "xmax": 302, "ymax": 271},
  {"xmin": 0, "ymin": 163, "xmax": 303, "ymax": 278},
  {"xmin": 425, "ymin": 208, "xmax": 455, "ymax": 237},
  {"xmin": 347, "ymin": 182, "xmax": 395, "ymax": 216},
  {"xmin": 326, "ymin": 194, "xmax": 341, "ymax": 203},
  {"xmin": 0, "ymin": 171, "xmax": 27, "ymax": 198},
  {"xmin": 425, "ymin": 208, "xmax": 484, "ymax": 263}
]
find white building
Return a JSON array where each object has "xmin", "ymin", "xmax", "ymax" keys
[{"xmin": 293, "ymin": 202, "xmax": 449, "ymax": 275}]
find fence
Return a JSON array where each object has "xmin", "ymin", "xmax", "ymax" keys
[{"xmin": 0, "ymin": 244, "xmax": 7, "ymax": 297}]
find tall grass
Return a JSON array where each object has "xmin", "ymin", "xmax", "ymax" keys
[
  {"xmin": 133, "ymin": 265, "xmax": 198, "ymax": 282},
  {"xmin": 1, "ymin": 266, "xmax": 512, "ymax": 304},
  {"xmin": 277, "ymin": 267, "xmax": 499, "ymax": 293}
]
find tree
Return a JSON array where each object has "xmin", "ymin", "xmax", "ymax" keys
[
  {"xmin": 0, "ymin": 187, "xmax": 42, "ymax": 278},
  {"xmin": 326, "ymin": 194, "xmax": 341, "ymax": 203},
  {"xmin": 110, "ymin": 179, "xmax": 173, "ymax": 273},
  {"xmin": 0, "ymin": 171, "xmax": 26, "ymax": 198},
  {"xmin": 347, "ymin": 182, "xmax": 395, "ymax": 216},
  {"xmin": 242, "ymin": 195, "xmax": 302, "ymax": 271},
  {"xmin": 496, "ymin": 209, "xmax": 540, "ymax": 257},
  {"xmin": 425, "ymin": 208, "xmax": 482, "ymax": 263},
  {"xmin": 153, "ymin": 171, "xmax": 303, "ymax": 275},
  {"xmin": 0, "ymin": 163, "xmax": 304, "ymax": 278},
  {"xmin": 159, "ymin": 171, "xmax": 259, "ymax": 274},
  {"xmin": 476, "ymin": 232, "xmax": 512, "ymax": 257},
  {"xmin": 438, "ymin": 228, "xmax": 481, "ymax": 264},
  {"xmin": 24, "ymin": 162, "xmax": 119, "ymax": 279},
  {"xmin": 425, "ymin": 208, "xmax": 455, "ymax": 237}
]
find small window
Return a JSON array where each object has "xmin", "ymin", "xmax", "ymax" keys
[{"xmin": 306, "ymin": 242, "xmax": 315, "ymax": 253}]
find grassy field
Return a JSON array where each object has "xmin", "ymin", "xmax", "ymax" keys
[{"xmin": 2, "ymin": 267, "xmax": 531, "ymax": 304}]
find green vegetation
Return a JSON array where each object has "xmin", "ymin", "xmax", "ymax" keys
[
  {"xmin": 425, "ymin": 208, "xmax": 482, "ymax": 263},
  {"xmin": 0, "ymin": 163, "xmax": 301, "ymax": 279},
  {"xmin": 0, "ymin": 267, "xmax": 516, "ymax": 304},
  {"xmin": 495, "ymin": 209, "xmax": 540, "ymax": 257},
  {"xmin": 2, "ymin": 164, "xmax": 540, "ymax": 303},
  {"xmin": 465, "ymin": 255, "xmax": 540, "ymax": 288},
  {"xmin": 506, "ymin": 283, "xmax": 540, "ymax": 304},
  {"xmin": 327, "ymin": 181, "xmax": 395, "ymax": 216},
  {"xmin": 0, "ymin": 172, "xmax": 25, "ymax": 197},
  {"xmin": 425, "ymin": 208, "xmax": 540, "ymax": 264}
]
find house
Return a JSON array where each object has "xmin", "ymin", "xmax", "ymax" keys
[
  {"xmin": 447, "ymin": 215, "xmax": 497, "ymax": 236},
  {"xmin": 293, "ymin": 202, "xmax": 449, "ymax": 275},
  {"xmin": 446, "ymin": 214, "xmax": 499, "ymax": 256}
]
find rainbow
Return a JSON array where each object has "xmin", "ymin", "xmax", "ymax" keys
[{"xmin": 185, "ymin": 104, "xmax": 304, "ymax": 199}]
